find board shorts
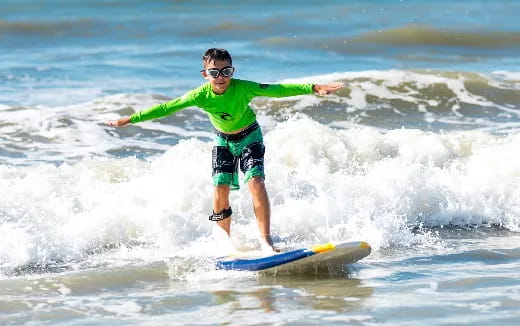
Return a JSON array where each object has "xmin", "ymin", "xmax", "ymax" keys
[{"xmin": 212, "ymin": 121, "xmax": 265, "ymax": 190}]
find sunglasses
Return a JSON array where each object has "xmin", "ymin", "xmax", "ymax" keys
[{"xmin": 201, "ymin": 66, "xmax": 235, "ymax": 78}]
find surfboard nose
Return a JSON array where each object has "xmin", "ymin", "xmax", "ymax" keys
[{"xmin": 359, "ymin": 241, "xmax": 371, "ymax": 250}]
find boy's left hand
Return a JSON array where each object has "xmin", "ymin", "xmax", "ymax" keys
[{"xmin": 313, "ymin": 82, "xmax": 344, "ymax": 95}]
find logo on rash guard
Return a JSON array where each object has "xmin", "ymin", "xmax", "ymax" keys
[
  {"xmin": 216, "ymin": 112, "xmax": 233, "ymax": 121},
  {"xmin": 259, "ymin": 84, "xmax": 270, "ymax": 89}
]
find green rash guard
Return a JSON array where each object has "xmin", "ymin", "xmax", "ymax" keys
[{"xmin": 130, "ymin": 79, "xmax": 314, "ymax": 133}]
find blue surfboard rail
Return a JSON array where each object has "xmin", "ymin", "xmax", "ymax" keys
[{"xmin": 216, "ymin": 248, "xmax": 315, "ymax": 271}]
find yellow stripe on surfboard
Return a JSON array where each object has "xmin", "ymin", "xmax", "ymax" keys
[
  {"xmin": 311, "ymin": 243, "xmax": 336, "ymax": 253},
  {"xmin": 359, "ymin": 241, "xmax": 370, "ymax": 249}
]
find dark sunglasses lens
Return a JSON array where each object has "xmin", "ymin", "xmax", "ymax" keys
[
  {"xmin": 221, "ymin": 67, "xmax": 234, "ymax": 77},
  {"xmin": 207, "ymin": 69, "xmax": 220, "ymax": 78}
]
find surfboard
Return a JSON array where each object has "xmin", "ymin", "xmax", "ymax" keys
[{"xmin": 215, "ymin": 241, "xmax": 371, "ymax": 275}]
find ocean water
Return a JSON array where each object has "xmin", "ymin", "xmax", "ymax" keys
[{"xmin": 1, "ymin": 0, "xmax": 520, "ymax": 325}]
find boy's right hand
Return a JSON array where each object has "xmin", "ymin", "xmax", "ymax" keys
[{"xmin": 107, "ymin": 117, "xmax": 131, "ymax": 127}]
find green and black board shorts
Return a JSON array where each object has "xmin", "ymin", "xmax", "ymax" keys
[{"xmin": 212, "ymin": 121, "xmax": 265, "ymax": 190}]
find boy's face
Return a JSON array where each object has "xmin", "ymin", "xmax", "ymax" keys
[{"xmin": 201, "ymin": 59, "xmax": 233, "ymax": 95}]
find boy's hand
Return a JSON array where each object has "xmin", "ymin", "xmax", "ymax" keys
[
  {"xmin": 313, "ymin": 82, "xmax": 344, "ymax": 95},
  {"xmin": 107, "ymin": 117, "xmax": 131, "ymax": 127}
]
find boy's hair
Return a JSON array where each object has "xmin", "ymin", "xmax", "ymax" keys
[{"xmin": 202, "ymin": 48, "xmax": 232, "ymax": 66}]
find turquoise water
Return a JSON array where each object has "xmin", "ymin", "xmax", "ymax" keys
[
  {"xmin": 1, "ymin": 1, "xmax": 520, "ymax": 325},
  {"xmin": 2, "ymin": 0, "xmax": 519, "ymax": 106}
]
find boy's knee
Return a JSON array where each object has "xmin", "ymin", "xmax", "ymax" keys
[
  {"xmin": 248, "ymin": 176, "xmax": 265, "ymax": 191},
  {"xmin": 214, "ymin": 185, "xmax": 231, "ymax": 199},
  {"xmin": 215, "ymin": 184, "xmax": 230, "ymax": 192}
]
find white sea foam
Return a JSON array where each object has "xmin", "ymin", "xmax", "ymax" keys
[
  {"xmin": 279, "ymin": 69, "xmax": 518, "ymax": 115},
  {"xmin": 1, "ymin": 117, "xmax": 519, "ymax": 274},
  {"xmin": 493, "ymin": 70, "xmax": 520, "ymax": 81},
  {"xmin": 0, "ymin": 94, "xmax": 211, "ymax": 164},
  {"xmin": 491, "ymin": 70, "xmax": 520, "ymax": 90}
]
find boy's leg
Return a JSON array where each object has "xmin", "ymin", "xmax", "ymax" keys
[
  {"xmin": 213, "ymin": 184, "xmax": 231, "ymax": 235},
  {"xmin": 247, "ymin": 176, "xmax": 276, "ymax": 250}
]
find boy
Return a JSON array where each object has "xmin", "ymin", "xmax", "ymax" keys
[{"xmin": 108, "ymin": 48, "xmax": 343, "ymax": 251}]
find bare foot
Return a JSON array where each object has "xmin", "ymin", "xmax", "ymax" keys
[{"xmin": 260, "ymin": 235, "xmax": 281, "ymax": 253}]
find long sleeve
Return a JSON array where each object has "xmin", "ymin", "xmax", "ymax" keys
[
  {"xmin": 130, "ymin": 91, "xmax": 198, "ymax": 124},
  {"xmin": 243, "ymin": 80, "xmax": 314, "ymax": 98}
]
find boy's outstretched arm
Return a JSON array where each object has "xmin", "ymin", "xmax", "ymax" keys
[
  {"xmin": 107, "ymin": 91, "xmax": 198, "ymax": 128},
  {"xmin": 312, "ymin": 82, "xmax": 344, "ymax": 95},
  {"xmin": 248, "ymin": 80, "xmax": 344, "ymax": 98}
]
